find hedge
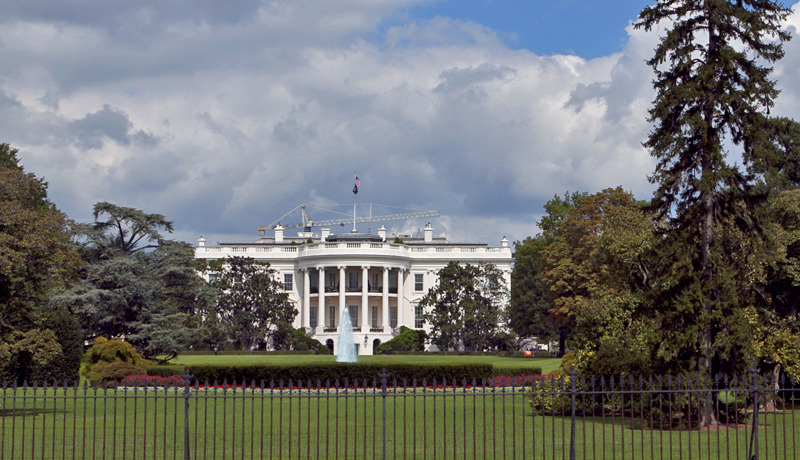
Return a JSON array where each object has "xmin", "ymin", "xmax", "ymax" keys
[
  {"xmin": 155, "ymin": 363, "xmax": 495, "ymax": 385},
  {"xmin": 491, "ymin": 366, "xmax": 542, "ymax": 377},
  {"xmin": 146, "ymin": 363, "xmax": 543, "ymax": 384},
  {"xmin": 146, "ymin": 365, "xmax": 186, "ymax": 377},
  {"xmin": 377, "ymin": 351, "xmax": 527, "ymax": 358},
  {"xmin": 178, "ymin": 350, "xmax": 317, "ymax": 356}
]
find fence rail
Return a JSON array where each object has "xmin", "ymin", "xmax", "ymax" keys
[{"xmin": 0, "ymin": 370, "xmax": 797, "ymax": 459}]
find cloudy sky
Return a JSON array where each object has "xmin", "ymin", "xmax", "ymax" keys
[{"xmin": 2, "ymin": 0, "xmax": 800, "ymax": 246}]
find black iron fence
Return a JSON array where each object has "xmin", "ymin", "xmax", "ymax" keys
[{"xmin": 0, "ymin": 369, "xmax": 797, "ymax": 459}]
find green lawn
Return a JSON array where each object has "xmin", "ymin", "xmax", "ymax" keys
[
  {"xmin": 169, "ymin": 354, "xmax": 563, "ymax": 375},
  {"xmin": 1, "ymin": 385, "xmax": 797, "ymax": 459}
]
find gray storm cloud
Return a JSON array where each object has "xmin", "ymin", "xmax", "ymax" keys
[{"xmin": 0, "ymin": 1, "xmax": 798, "ymax": 246}]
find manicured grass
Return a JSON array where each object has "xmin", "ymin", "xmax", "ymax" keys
[
  {"xmin": 1, "ymin": 385, "xmax": 798, "ymax": 459},
  {"xmin": 168, "ymin": 354, "xmax": 562, "ymax": 375}
]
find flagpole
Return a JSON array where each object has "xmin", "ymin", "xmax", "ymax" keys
[{"xmin": 353, "ymin": 172, "xmax": 357, "ymax": 233}]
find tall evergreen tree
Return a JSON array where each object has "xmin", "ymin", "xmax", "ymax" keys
[
  {"xmin": 55, "ymin": 203, "xmax": 210, "ymax": 362},
  {"xmin": 636, "ymin": 0, "xmax": 794, "ymax": 425}
]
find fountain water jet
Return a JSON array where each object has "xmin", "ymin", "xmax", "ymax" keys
[{"xmin": 336, "ymin": 306, "xmax": 357, "ymax": 362}]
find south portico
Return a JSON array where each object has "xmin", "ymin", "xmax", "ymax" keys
[{"xmin": 297, "ymin": 261, "xmax": 410, "ymax": 356}]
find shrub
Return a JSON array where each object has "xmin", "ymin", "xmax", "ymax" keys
[
  {"xmin": 283, "ymin": 329, "xmax": 331, "ymax": 355},
  {"xmin": 146, "ymin": 365, "xmax": 186, "ymax": 377},
  {"xmin": 101, "ymin": 362, "xmax": 145, "ymax": 382},
  {"xmin": 29, "ymin": 308, "xmax": 84, "ymax": 383},
  {"xmin": 377, "ymin": 327, "xmax": 427, "ymax": 354},
  {"xmin": 527, "ymin": 374, "xmax": 595, "ymax": 415},
  {"xmin": 82, "ymin": 337, "xmax": 152, "ymax": 383}
]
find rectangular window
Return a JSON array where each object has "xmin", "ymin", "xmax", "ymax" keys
[
  {"xmin": 310, "ymin": 274, "xmax": 318, "ymax": 293},
  {"xmin": 390, "ymin": 306, "xmax": 398, "ymax": 328},
  {"xmin": 284, "ymin": 273, "xmax": 293, "ymax": 291},
  {"xmin": 414, "ymin": 273, "xmax": 424, "ymax": 291},
  {"xmin": 349, "ymin": 305, "xmax": 359, "ymax": 327},
  {"xmin": 389, "ymin": 272, "xmax": 398, "ymax": 293},
  {"xmin": 372, "ymin": 305, "xmax": 378, "ymax": 328},
  {"xmin": 415, "ymin": 305, "xmax": 424, "ymax": 328},
  {"xmin": 310, "ymin": 307, "xmax": 318, "ymax": 329},
  {"xmin": 329, "ymin": 306, "xmax": 336, "ymax": 328},
  {"xmin": 349, "ymin": 272, "xmax": 359, "ymax": 289},
  {"xmin": 208, "ymin": 273, "xmax": 218, "ymax": 283},
  {"xmin": 372, "ymin": 273, "xmax": 379, "ymax": 291}
]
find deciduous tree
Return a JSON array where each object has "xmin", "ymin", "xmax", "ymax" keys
[
  {"xmin": 541, "ymin": 187, "xmax": 660, "ymax": 374},
  {"xmin": 209, "ymin": 257, "xmax": 297, "ymax": 351},
  {"xmin": 509, "ymin": 192, "xmax": 586, "ymax": 356},
  {"xmin": 421, "ymin": 262, "xmax": 508, "ymax": 352},
  {"xmin": 0, "ymin": 144, "xmax": 83, "ymax": 381}
]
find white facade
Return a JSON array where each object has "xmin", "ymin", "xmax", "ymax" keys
[{"xmin": 194, "ymin": 223, "xmax": 513, "ymax": 356}]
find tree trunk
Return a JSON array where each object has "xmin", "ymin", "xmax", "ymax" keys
[
  {"xmin": 698, "ymin": 14, "xmax": 719, "ymax": 427},
  {"xmin": 764, "ymin": 364, "xmax": 781, "ymax": 412}
]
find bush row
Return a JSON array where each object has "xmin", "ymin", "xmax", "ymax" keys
[
  {"xmin": 147, "ymin": 365, "xmax": 186, "ymax": 377},
  {"xmin": 377, "ymin": 351, "xmax": 528, "ymax": 358},
  {"xmin": 148, "ymin": 363, "xmax": 496, "ymax": 385},
  {"xmin": 491, "ymin": 366, "xmax": 543, "ymax": 377},
  {"xmin": 178, "ymin": 350, "xmax": 317, "ymax": 356}
]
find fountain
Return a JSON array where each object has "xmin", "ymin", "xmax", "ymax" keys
[{"xmin": 336, "ymin": 305, "xmax": 357, "ymax": 362}]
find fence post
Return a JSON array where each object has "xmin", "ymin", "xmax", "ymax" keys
[
  {"xmin": 748, "ymin": 367, "xmax": 759, "ymax": 460},
  {"xmin": 183, "ymin": 370, "xmax": 194, "ymax": 460},
  {"xmin": 378, "ymin": 368, "xmax": 390, "ymax": 460},
  {"xmin": 568, "ymin": 367, "xmax": 578, "ymax": 460}
]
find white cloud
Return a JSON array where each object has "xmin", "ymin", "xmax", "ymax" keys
[{"xmin": 1, "ymin": 1, "xmax": 799, "ymax": 246}]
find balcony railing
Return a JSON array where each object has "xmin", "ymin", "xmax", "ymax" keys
[{"xmin": 197, "ymin": 242, "xmax": 512, "ymax": 258}]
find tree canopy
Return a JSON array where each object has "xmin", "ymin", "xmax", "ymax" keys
[
  {"xmin": 0, "ymin": 143, "xmax": 83, "ymax": 381},
  {"xmin": 207, "ymin": 257, "xmax": 297, "ymax": 351},
  {"xmin": 509, "ymin": 192, "xmax": 586, "ymax": 355},
  {"xmin": 55, "ymin": 203, "xmax": 211, "ymax": 362},
  {"xmin": 421, "ymin": 262, "xmax": 508, "ymax": 352},
  {"xmin": 634, "ymin": 0, "xmax": 794, "ymax": 379}
]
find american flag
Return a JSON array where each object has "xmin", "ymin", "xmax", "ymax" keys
[{"xmin": 354, "ymin": 175, "xmax": 361, "ymax": 187}]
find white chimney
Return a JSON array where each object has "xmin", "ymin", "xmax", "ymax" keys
[
  {"xmin": 424, "ymin": 222, "xmax": 433, "ymax": 243},
  {"xmin": 378, "ymin": 225, "xmax": 387, "ymax": 241},
  {"xmin": 321, "ymin": 228, "xmax": 331, "ymax": 240},
  {"xmin": 501, "ymin": 236, "xmax": 509, "ymax": 248},
  {"xmin": 274, "ymin": 225, "xmax": 284, "ymax": 243},
  {"xmin": 198, "ymin": 236, "xmax": 206, "ymax": 247}
]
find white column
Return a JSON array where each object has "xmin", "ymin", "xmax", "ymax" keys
[
  {"xmin": 361, "ymin": 266, "xmax": 370, "ymax": 332},
  {"xmin": 400, "ymin": 269, "xmax": 409, "ymax": 327},
  {"xmin": 382, "ymin": 267, "xmax": 390, "ymax": 331},
  {"xmin": 303, "ymin": 268, "xmax": 310, "ymax": 329},
  {"xmin": 338, "ymin": 266, "xmax": 346, "ymax": 330},
  {"xmin": 318, "ymin": 266, "xmax": 325, "ymax": 333}
]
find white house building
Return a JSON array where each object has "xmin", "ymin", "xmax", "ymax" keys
[{"xmin": 194, "ymin": 222, "xmax": 513, "ymax": 355}]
